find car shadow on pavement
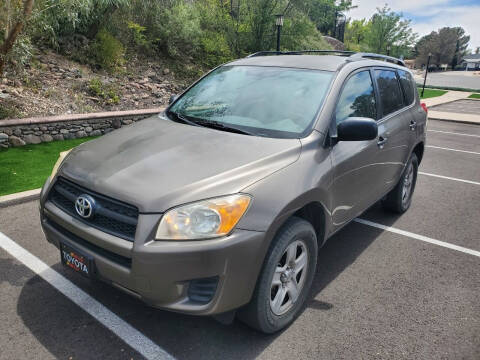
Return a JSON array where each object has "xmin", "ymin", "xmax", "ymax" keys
[
  {"xmin": 308, "ymin": 202, "xmax": 399, "ymax": 303},
  {"xmin": 15, "ymin": 203, "xmax": 401, "ymax": 360}
]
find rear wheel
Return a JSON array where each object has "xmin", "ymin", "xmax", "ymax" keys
[
  {"xmin": 238, "ymin": 217, "xmax": 318, "ymax": 333},
  {"xmin": 382, "ymin": 152, "xmax": 418, "ymax": 213}
]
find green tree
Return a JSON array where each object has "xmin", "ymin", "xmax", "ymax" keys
[
  {"xmin": 2, "ymin": 0, "xmax": 336, "ymax": 76},
  {"xmin": 290, "ymin": 0, "xmax": 354, "ymax": 36},
  {"xmin": 344, "ymin": 19, "xmax": 368, "ymax": 51},
  {"xmin": 449, "ymin": 27, "xmax": 470, "ymax": 68},
  {"xmin": 0, "ymin": 0, "xmax": 35, "ymax": 76},
  {"xmin": 364, "ymin": 5, "xmax": 417, "ymax": 58},
  {"xmin": 33, "ymin": 0, "xmax": 130, "ymax": 44},
  {"xmin": 415, "ymin": 27, "xmax": 470, "ymax": 68}
]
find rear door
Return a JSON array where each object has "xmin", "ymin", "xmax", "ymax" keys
[
  {"xmin": 330, "ymin": 69, "xmax": 384, "ymax": 228},
  {"xmin": 398, "ymin": 69, "xmax": 427, "ymax": 145},
  {"xmin": 397, "ymin": 69, "xmax": 420, "ymax": 149},
  {"xmin": 372, "ymin": 68, "xmax": 411, "ymax": 189}
]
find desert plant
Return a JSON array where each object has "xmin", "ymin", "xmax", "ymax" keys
[
  {"xmin": 88, "ymin": 77, "xmax": 120, "ymax": 104},
  {"xmin": 89, "ymin": 29, "xmax": 125, "ymax": 71},
  {"xmin": 0, "ymin": 0, "xmax": 35, "ymax": 76}
]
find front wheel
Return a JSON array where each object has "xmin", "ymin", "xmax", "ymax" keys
[
  {"xmin": 382, "ymin": 152, "xmax": 419, "ymax": 213},
  {"xmin": 238, "ymin": 217, "xmax": 318, "ymax": 333}
]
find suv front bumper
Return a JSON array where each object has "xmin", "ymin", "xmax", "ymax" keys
[{"xmin": 40, "ymin": 183, "xmax": 266, "ymax": 315}]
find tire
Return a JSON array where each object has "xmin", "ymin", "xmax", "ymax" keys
[
  {"xmin": 238, "ymin": 217, "xmax": 318, "ymax": 334},
  {"xmin": 382, "ymin": 152, "xmax": 418, "ymax": 214}
]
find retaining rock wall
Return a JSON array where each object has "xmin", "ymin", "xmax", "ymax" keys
[{"xmin": 0, "ymin": 109, "xmax": 164, "ymax": 148}]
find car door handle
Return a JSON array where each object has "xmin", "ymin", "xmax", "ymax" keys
[
  {"xmin": 409, "ymin": 120, "xmax": 417, "ymax": 130},
  {"xmin": 377, "ymin": 136, "xmax": 388, "ymax": 149}
]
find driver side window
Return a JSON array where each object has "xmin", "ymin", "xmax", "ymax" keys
[{"xmin": 335, "ymin": 71, "xmax": 377, "ymax": 124}]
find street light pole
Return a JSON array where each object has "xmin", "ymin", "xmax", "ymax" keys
[
  {"xmin": 421, "ymin": 53, "xmax": 432, "ymax": 98},
  {"xmin": 275, "ymin": 14, "xmax": 284, "ymax": 52},
  {"xmin": 335, "ymin": 12, "xmax": 346, "ymax": 42}
]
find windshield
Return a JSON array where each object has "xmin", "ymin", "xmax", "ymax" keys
[{"xmin": 168, "ymin": 65, "xmax": 334, "ymax": 138}]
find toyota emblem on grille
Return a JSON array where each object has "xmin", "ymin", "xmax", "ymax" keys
[{"xmin": 75, "ymin": 194, "xmax": 95, "ymax": 219}]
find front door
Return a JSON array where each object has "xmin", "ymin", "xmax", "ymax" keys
[{"xmin": 330, "ymin": 69, "xmax": 385, "ymax": 229}]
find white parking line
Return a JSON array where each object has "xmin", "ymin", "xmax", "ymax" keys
[
  {"xmin": 354, "ymin": 218, "xmax": 480, "ymax": 258},
  {"xmin": 426, "ymin": 145, "xmax": 480, "ymax": 156},
  {"xmin": 0, "ymin": 231, "xmax": 175, "ymax": 360},
  {"xmin": 428, "ymin": 129, "xmax": 480, "ymax": 138},
  {"xmin": 418, "ymin": 172, "xmax": 480, "ymax": 185}
]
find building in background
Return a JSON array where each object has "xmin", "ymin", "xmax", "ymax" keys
[{"xmin": 462, "ymin": 54, "xmax": 480, "ymax": 70}]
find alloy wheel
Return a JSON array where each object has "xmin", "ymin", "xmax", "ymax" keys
[
  {"xmin": 270, "ymin": 240, "xmax": 309, "ymax": 316},
  {"xmin": 402, "ymin": 162, "xmax": 414, "ymax": 207}
]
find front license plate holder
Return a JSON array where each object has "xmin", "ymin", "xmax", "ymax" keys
[{"xmin": 60, "ymin": 242, "xmax": 94, "ymax": 278}]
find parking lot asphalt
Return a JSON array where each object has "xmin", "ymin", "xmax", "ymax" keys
[{"xmin": 0, "ymin": 119, "xmax": 479, "ymax": 360}]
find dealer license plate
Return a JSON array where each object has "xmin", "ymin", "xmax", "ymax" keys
[{"xmin": 60, "ymin": 242, "xmax": 94, "ymax": 278}]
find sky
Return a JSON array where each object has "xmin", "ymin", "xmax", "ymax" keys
[{"xmin": 346, "ymin": 0, "xmax": 480, "ymax": 51}]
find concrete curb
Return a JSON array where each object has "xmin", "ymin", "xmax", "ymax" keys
[
  {"xmin": 429, "ymin": 118, "xmax": 480, "ymax": 125},
  {"xmin": 0, "ymin": 188, "xmax": 41, "ymax": 208}
]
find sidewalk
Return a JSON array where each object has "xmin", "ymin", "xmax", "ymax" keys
[
  {"xmin": 422, "ymin": 90, "xmax": 472, "ymax": 107},
  {"xmin": 423, "ymin": 91, "xmax": 480, "ymax": 125}
]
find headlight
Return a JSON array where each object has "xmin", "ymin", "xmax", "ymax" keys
[
  {"xmin": 51, "ymin": 149, "xmax": 72, "ymax": 178},
  {"xmin": 155, "ymin": 194, "xmax": 252, "ymax": 240}
]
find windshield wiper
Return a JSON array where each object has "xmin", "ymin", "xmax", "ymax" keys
[
  {"xmin": 185, "ymin": 117, "xmax": 256, "ymax": 136},
  {"xmin": 168, "ymin": 110, "xmax": 255, "ymax": 136},
  {"xmin": 166, "ymin": 110, "xmax": 200, "ymax": 127}
]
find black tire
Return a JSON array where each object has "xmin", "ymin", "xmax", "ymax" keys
[
  {"xmin": 382, "ymin": 152, "xmax": 418, "ymax": 213},
  {"xmin": 238, "ymin": 217, "xmax": 318, "ymax": 334}
]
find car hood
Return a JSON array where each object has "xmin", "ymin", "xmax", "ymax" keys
[{"xmin": 59, "ymin": 116, "xmax": 301, "ymax": 212}]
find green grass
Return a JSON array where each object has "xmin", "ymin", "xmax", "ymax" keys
[
  {"xmin": 0, "ymin": 137, "xmax": 98, "ymax": 196},
  {"xmin": 416, "ymin": 84, "xmax": 480, "ymax": 93},
  {"xmin": 418, "ymin": 88, "xmax": 447, "ymax": 99},
  {"xmin": 468, "ymin": 93, "xmax": 480, "ymax": 99}
]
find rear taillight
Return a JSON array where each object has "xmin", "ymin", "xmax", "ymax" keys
[{"xmin": 421, "ymin": 102, "xmax": 428, "ymax": 114}]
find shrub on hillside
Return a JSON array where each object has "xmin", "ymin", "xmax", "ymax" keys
[
  {"xmin": 127, "ymin": 21, "xmax": 149, "ymax": 49},
  {"xmin": 2, "ymin": 0, "xmax": 335, "ymax": 79},
  {"xmin": 4, "ymin": 35, "xmax": 34, "ymax": 74},
  {"xmin": 89, "ymin": 29, "xmax": 125, "ymax": 72},
  {"xmin": 88, "ymin": 78, "xmax": 120, "ymax": 104}
]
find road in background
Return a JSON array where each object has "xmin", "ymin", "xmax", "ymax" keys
[{"xmin": 414, "ymin": 71, "xmax": 480, "ymax": 90}]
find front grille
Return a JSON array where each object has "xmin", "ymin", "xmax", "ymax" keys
[
  {"xmin": 48, "ymin": 177, "xmax": 138, "ymax": 241},
  {"xmin": 47, "ymin": 219, "xmax": 132, "ymax": 268}
]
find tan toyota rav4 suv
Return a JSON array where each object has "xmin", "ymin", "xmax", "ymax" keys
[{"xmin": 40, "ymin": 51, "xmax": 427, "ymax": 333}]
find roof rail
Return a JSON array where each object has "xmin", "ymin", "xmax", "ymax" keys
[
  {"xmin": 348, "ymin": 52, "xmax": 406, "ymax": 67},
  {"xmin": 246, "ymin": 50, "xmax": 355, "ymax": 58},
  {"xmin": 245, "ymin": 50, "xmax": 406, "ymax": 67}
]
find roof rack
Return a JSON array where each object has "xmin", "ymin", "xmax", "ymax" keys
[
  {"xmin": 348, "ymin": 52, "xmax": 406, "ymax": 67},
  {"xmin": 246, "ymin": 50, "xmax": 355, "ymax": 57},
  {"xmin": 246, "ymin": 49, "xmax": 406, "ymax": 67}
]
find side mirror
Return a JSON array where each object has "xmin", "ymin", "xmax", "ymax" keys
[
  {"xmin": 337, "ymin": 117, "xmax": 378, "ymax": 141},
  {"xmin": 169, "ymin": 94, "xmax": 179, "ymax": 105}
]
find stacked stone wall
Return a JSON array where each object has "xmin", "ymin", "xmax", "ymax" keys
[{"xmin": 0, "ymin": 109, "xmax": 164, "ymax": 148}]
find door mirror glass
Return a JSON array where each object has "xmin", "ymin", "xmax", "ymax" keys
[
  {"xmin": 337, "ymin": 117, "xmax": 378, "ymax": 141},
  {"xmin": 169, "ymin": 94, "xmax": 179, "ymax": 105}
]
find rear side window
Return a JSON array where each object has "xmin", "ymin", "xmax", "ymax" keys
[
  {"xmin": 398, "ymin": 70, "xmax": 415, "ymax": 105},
  {"xmin": 335, "ymin": 70, "xmax": 377, "ymax": 124},
  {"xmin": 374, "ymin": 70, "xmax": 404, "ymax": 116}
]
